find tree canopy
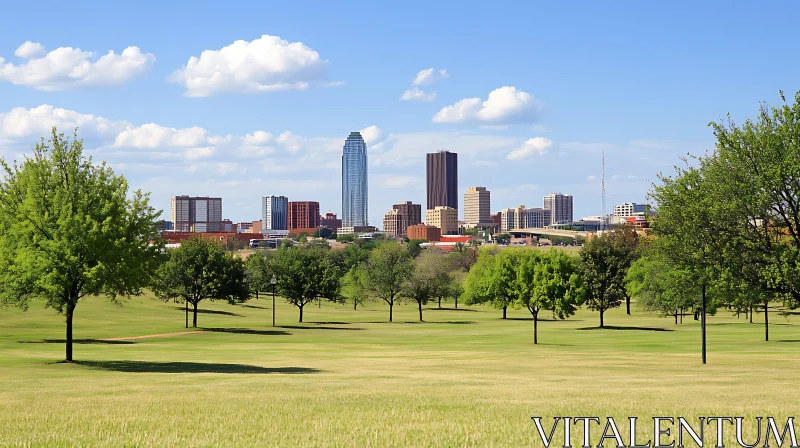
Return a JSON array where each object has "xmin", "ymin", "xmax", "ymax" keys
[
  {"xmin": 0, "ymin": 128, "xmax": 163, "ymax": 361},
  {"xmin": 362, "ymin": 241, "xmax": 413, "ymax": 322},
  {"xmin": 153, "ymin": 237, "xmax": 249, "ymax": 327},
  {"xmin": 271, "ymin": 245, "xmax": 344, "ymax": 322}
]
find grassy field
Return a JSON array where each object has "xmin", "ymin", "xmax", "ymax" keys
[{"xmin": 1, "ymin": 294, "xmax": 798, "ymax": 447}]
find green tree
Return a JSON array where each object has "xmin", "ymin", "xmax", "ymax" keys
[
  {"xmin": 153, "ymin": 237, "xmax": 249, "ymax": 328},
  {"xmin": 626, "ymin": 249, "xmax": 701, "ymax": 324},
  {"xmin": 579, "ymin": 235, "xmax": 626, "ymax": 327},
  {"xmin": 245, "ymin": 251, "xmax": 275, "ymax": 300},
  {"xmin": 605, "ymin": 225, "xmax": 640, "ymax": 314},
  {"xmin": 450, "ymin": 242, "xmax": 478, "ymax": 272},
  {"xmin": 461, "ymin": 247, "xmax": 516, "ymax": 319},
  {"xmin": 341, "ymin": 265, "xmax": 370, "ymax": 310},
  {"xmin": 363, "ymin": 241, "xmax": 413, "ymax": 322},
  {"xmin": 0, "ymin": 129, "xmax": 163, "ymax": 362},
  {"xmin": 271, "ymin": 245, "xmax": 343, "ymax": 322},
  {"xmin": 406, "ymin": 239, "xmax": 426, "ymax": 258},
  {"xmin": 514, "ymin": 249, "xmax": 583, "ymax": 344},
  {"xmin": 404, "ymin": 252, "xmax": 437, "ymax": 322},
  {"xmin": 337, "ymin": 233, "xmax": 356, "ymax": 243}
]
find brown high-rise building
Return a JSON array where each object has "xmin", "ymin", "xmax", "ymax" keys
[
  {"xmin": 426, "ymin": 150, "xmax": 458, "ymax": 211},
  {"xmin": 288, "ymin": 201, "xmax": 321, "ymax": 233},
  {"xmin": 170, "ymin": 195, "xmax": 223, "ymax": 232},
  {"xmin": 392, "ymin": 201, "xmax": 422, "ymax": 235}
]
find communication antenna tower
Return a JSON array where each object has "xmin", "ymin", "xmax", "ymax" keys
[{"xmin": 601, "ymin": 148, "xmax": 606, "ymax": 232}]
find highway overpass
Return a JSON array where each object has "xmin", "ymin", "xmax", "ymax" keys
[{"xmin": 508, "ymin": 228, "xmax": 591, "ymax": 238}]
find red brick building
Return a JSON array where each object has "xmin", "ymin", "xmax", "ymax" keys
[
  {"xmin": 407, "ymin": 224, "xmax": 441, "ymax": 242},
  {"xmin": 289, "ymin": 201, "xmax": 320, "ymax": 233},
  {"xmin": 320, "ymin": 211, "xmax": 342, "ymax": 231}
]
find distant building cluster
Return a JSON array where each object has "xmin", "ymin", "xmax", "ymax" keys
[{"xmin": 158, "ymin": 131, "xmax": 651, "ymax": 244}]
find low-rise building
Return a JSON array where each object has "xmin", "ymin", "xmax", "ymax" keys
[
  {"xmin": 425, "ymin": 206, "xmax": 458, "ymax": 235},
  {"xmin": 320, "ymin": 211, "xmax": 342, "ymax": 231},
  {"xmin": 614, "ymin": 202, "xmax": 649, "ymax": 217},
  {"xmin": 337, "ymin": 226, "xmax": 378, "ymax": 236},
  {"xmin": 407, "ymin": 224, "xmax": 441, "ymax": 242}
]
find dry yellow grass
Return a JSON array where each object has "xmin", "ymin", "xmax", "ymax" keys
[{"xmin": 0, "ymin": 295, "xmax": 797, "ymax": 446}]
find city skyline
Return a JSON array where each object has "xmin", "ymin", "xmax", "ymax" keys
[{"xmin": 2, "ymin": 2, "xmax": 797, "ymax": 225}]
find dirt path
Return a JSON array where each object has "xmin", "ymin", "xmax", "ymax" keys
[{"xmin": 103, "ymin": 331, "xmax": 200, "ymax": 341}]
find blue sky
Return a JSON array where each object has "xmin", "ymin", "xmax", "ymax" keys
[{"xmin": 2, "ymin": 1, "xmax": 799, "ymax": 226}]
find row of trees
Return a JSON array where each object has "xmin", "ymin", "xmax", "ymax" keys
[
  {"xmin": 460, "ymin": 226, "xmax": 640, "ymax": 343},
  {"xmin": 645, "ymin": 90, "xmax": 800, "ymax": 342},
  {"xmin": 243, "ymin": 240, "xmax": 463, "ymax": 324}
]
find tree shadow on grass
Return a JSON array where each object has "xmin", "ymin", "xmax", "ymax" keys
[
  {"xmin": 241, "ymin": 304, "xmax": 268, "ymax": 310},
  {"xmin": 73, "ymin": 360, "xmax": 320, "ymax": 374},
  {"xmin": 577, "ymin": 325, "xmax": 673, "ymax": 332},
  {"xmin": 19, "ymin": 339, "xmax": 135, "ymax": 345},
  {"xmin": 170, "ymin": 306, "xmax": 243, "ymax": 317},
  {"xmin": 201, "ymin": 328, "xmax": 291, "ymax": 336},
  {"xmin": 425, "ymin": 307, "xmax": 478, "ymax": 312},
  {"xmin": 504, "ymin": 317, "xmax": 576, "ymax": 322},
  {"xmin": 775, "ymin": 339, "xmax": 800, "ymax": 343},
  {"xmin": 403, "ymin": 321, "xmax": 476, "ymax": 325},
  {"xmin": 278, "ymin": 325, "xmax": 364, "ymax": 331},
  {"xmin": 308, "ymin": 321, "xmax": 352, "ymax": 325}
]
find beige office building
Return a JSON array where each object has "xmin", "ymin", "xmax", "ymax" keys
[
  {"xmin": 463, "ymin": 186, "xmax": 490, "ymax": 226},
  {"xmin": 382, "ymin": 209, "xmax": 404, "ymax": 237},
  {"xmin": 425, "ymin": 206, "xmax": 458, "ymax": 235}
]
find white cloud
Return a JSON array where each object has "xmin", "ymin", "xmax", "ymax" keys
[
  {"xmin": 0, "ymin": 43, "xmax": 154, "ymax": 90},
  {"xmin": 381, "ymin": 175, "xmax": 420, "ymax": 189},
  {"xmin": 184, "ymin": 147, "xmax": 216, "ymax": 160},
  {"xmin": 413, "ymin": 68, "xmax": 448, "ymax": 86},
  {"xmin": 359, "ymin": 125, "xmax": 384, "ymax": 146},
  {"xmin": 114, "ymin": 123, "xmax": 207, "ymax": 149},
  {"xmin": 433, "ymin": 86, "xmax": 543, "ymax": 125},
  {"xmin": 168, "ymin": 34, "xmax": 329, "ymax": 97},
  {"xmin": 400, "ymin": 87, "xmax": 436, "ymax": 102},
  {"xmin": 506, "ymin": 137, "xmax": 552, "ymax": 160},
  {"xmin": 14, "ymin": 41, "xmax": 45, "ymax": 59},
  {"xmin": 586, "ymin": 175, "xmax": 597, "ymax": 181},
  {"xmin": 0, "ymin": 104, "xmax": 127, "ymax": 139}
]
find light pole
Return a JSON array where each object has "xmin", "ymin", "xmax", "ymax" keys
[
  {"xmin": 701, "ymin": 282, "xmax": 707, "ymax": 364},
  {"xmin": 271, "ymin": 274, "xmax": 277, "ymax": 327}
]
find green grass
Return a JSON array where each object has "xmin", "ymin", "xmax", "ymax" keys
[{"xmin": 1, "ymin": 295, "xmax": 798, "ymax": 447}]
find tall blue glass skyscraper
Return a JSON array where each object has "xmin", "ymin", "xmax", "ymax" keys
[{"xmin": 342, "ymin": 131, "xmax": 368, "ymax": 227}]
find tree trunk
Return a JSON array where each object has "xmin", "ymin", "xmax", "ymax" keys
[
  {"xmin": 599, "ymin": 309, "xmax": 604, "ymax": 328},
  {"xmin": 626, "ymin": 296, "xmax": 631, "ymax": 315},
  {"xmin": 680, "ymin": 309, "xmax": 683, "ymax": 324},
  {"xmin": 418, "ymin": 301, "xmax": 423, "ymax": 322},
  {"xmin": 454, "ymin": 296, "xmax": 458, "ymax": 309},
  {"xmin": 694, "ymin": 311, "xmax": 699, "ymax": 321},
  {"xmin": 65, "ymin": 303, "xmax": 75, "ymax": 362},
  {"xmin": 674, "ymin": 311, "xmax": 678, "ymax": 325},
  {"xmin": 299, "ymin": 304, "xmax": 304, "ymax": 323},
  {"xmin": 389, "ymin": 300, "xmax": 393, "ymax": 323},
  {"xmin": 764, "ymin": 300, "xmax": 769, "ymax": 342},
  {"xmin": 749, "ymin": 306, "xmax": 753, "ymax": 324},
  {"xmin": 192, "ymin": 301, "xmax": 198, "ymax": 327},
  {"xmin": 353, "ymin": 301, "xmax": 357, "ymax": 311},
  {"xmin": 438, "ymin": 297, "xmax": 441, "ymax": 308},
  {"xmin": 532, "ymin": 309, "xmax": 539, "ymax": 344},
  {"xmin": 502, "ymin": 306, "xmax": 507, "ymax": 319},
  {"xmin": 185, "ymin": 300, "xmax": 188, "ymax": 329}
]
